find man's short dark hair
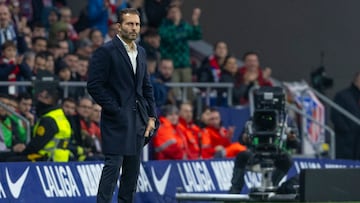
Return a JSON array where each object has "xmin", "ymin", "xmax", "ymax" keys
[
  {"xmin": 35, "ymin": 51, "xmax": 47, "ymax": 60},
  {"xmin": 1, "ymin": 40, "xmax": 16, "ymax": 51},
  {"xmin": 161, "ymin": 105, "xmax": 178, "ymax": 116},
  {"xmin": 17, "ymin": 92, "xmax": 32, "ymax": 102},
  {"xmin": 62, "ymin": 97, "xmax": 76, "ymax": 105},
  {"xmin": 32, "ymin": 36, "xmax": 47, "ymax": 45},
  {"xmin": 242, "ymin": 51, "xmax": 260, "ymax": 61},
  {"xmin": 32, "ymin": 21, "xmax": 45, "ymax": 30},
  {"xmin": 118, "ymin": 8, "xmax": 140, "ymax": 24}
]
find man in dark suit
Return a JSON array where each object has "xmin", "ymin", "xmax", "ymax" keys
[
  {"xmin": 87, "ymin": 8, "xmax": 158, "ymax": 203},
  {"xmin": 331, "ymin": 72, "xmax": 360, "ymax": 160}
]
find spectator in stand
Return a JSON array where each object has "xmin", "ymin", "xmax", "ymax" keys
[
  {"xmin": 219, "ymin": 55, "xmax": 242, "ymax": 106},
  {"xmin": 331, "ymin": 72, "xmax": 360, "ymax": 160},
  {"xmin": 90, "ymin": 103, "xmax": 101, "ymax": 128},
  {"xmin": 159, "ymin": 5, "xmax": 202, "ymax": 100},
  {"xmin": 31, "ymin": 37, "xmax": 48, "ymax": 54},
  {"xmin": 0, "ymin": 4, "xmax": 27, "ymax": 54},
  {"xmin": 104, "ymin": 23, "xmax": 117, "ymax": 43},
  {"xmin": 55, "ymin": 60, "xmax": 71, "ymax": 81},
  {"xmin": 89, "ymin": 29, "xmax": 104, "ymax": 51},
  {"xmin": 33, "ymin": 51, "xmax": 49, "ymax": 75},
  {"xmin": 22, "ymin": 51, "xmax": 35, "ymax": 74},
  {"xmin": 145, "ymin": 0, "xmax": 172, "ymax": 29},
  {"xmin": 17, "ymin": 92, "xmax": 34, "ymax": 126},
  {"xmin": 59, "ymin": 6, "xmax": 78, "ymax": 40},
  {"xmin": 236, "ymin": 51, "xmax": 272, "ymax": 105},
  {"xmin": 75, "ymin": 39, "xmax": 93, "ymax": 58},
  {"xmin": 7, "ymin": 94, "xmax": 27, "ymax": 141},
  {"xmin": 0, "ymin": 41, "xmax": 32, "ymax": 94},
  {"xmin": 49, "ymin": 21, "xmax": 74, "ymax": 53},
  {"xmin": 88, "ymin": 0, "xmax": 109, "ymax": 36},
  {"xmin": 178, "ymin": 102, "xmax": 201, "ymax": 159},
  {"xmin": 44, "ymin": 51, "xmax": 55, "ymax": 74},
  {"xmin": 32, "ymin": 22, "xmax": 47, "ymax": 38},
  {"xmin": 63, "ymin": 53, "xmax": 80, "ymax": 81},
  {"xmin": 153, "ymin": 105, "xmax": 188, "ymax": 160},
  {"xmin": 140, "ymin": 28, "xmax": 161, "ymax": 61},
  {"xmin": 77, "ymin": 56, "xmax": 89, "ymax": 81},
  {"xmin": 153, "ymin": 58, "xmax": 176, "ymax": 105},
  {"xmin": 0, "ymin": 94, "xmax": 24, "ymax": 153},
  {"xmin": 201, "ymin": 108, "xmax": 246, "ymax": 159},
  {"xmin": 21, "ymin": 25, "xmax": 32, "ymax": 49},
  {"xmin": 44, "ymin": 7, "xmax": 60, "ymax": 32},
  {"xmin": 198, "ymin": 41, "xmax": 229, "ymax": 83},
  {"xmin": 77, "ymin": 97, "xmax": 102, "ymax": 156}
]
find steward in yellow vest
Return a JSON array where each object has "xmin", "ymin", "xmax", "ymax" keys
[{"xmin": 22, "ymin": 88, "xmax": 72, "ymax": 162}]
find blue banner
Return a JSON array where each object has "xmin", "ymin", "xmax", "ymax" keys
[{"xmin": 0, "ymin": 158, "xmax": 360, "ymax": 203}]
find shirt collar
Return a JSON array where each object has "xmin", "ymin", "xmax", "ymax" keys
[{"xmin": 117, "ymin": 34, "xmax": 137, "ymax": 52}]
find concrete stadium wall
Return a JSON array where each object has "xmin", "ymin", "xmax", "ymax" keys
[{"xmin": 182, "ymin": 0, "xmax": 360, "ymax": 97}]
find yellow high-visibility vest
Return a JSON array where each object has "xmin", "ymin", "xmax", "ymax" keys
[{"xmin": 35, "ymin": 108, "xmax": 71, "ymax": 162}]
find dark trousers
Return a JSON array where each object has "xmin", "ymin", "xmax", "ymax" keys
[{"xmin": 97, "ymin": 112, "xmax": 146, "ymax": 203}]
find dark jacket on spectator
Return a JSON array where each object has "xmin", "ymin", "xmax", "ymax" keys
[
  {"xmin": 331, "ymin": 84, "xmax": 360, "ymax": 160},
  {"xmin": 219, "ymin": 69, "xmax": 243, "ymax": 106},
  {"xmin": 0, "ymin": 61, "xmax": 32, "ymax": 94}
]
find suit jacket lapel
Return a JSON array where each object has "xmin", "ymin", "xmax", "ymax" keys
[
  {"xmin": 112, "ymin": 37, "xmax": 135, "ymax": 79},
  {"xmin": 135, "ymin": 49, "xmax": 142, "ymax": 83}
]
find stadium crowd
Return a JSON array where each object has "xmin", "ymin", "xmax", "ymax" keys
[{"xmin": 0, "ymin": 0, "xmax": 358, "ymax": 162}]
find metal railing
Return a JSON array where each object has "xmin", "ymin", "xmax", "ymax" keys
[
  {"xmin": 287, "ymin": 103, "xmax": 335, "ymax": 159},
  {"xmin": 0, "ymin": 101, "xmax": 31, "ymax": 144},
  {"xmin": 0, "ymin": 81, "xmax": 234, "ymax": 106}
]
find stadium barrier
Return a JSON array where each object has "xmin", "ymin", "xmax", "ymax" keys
[{"xmin": 0, "ymin": 158, "xmax": 359, "ymax": 203}]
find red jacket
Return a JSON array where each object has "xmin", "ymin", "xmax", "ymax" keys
[
  {"xmin": 153, "ymin": 117, "xmax": 188, "ymax": 160},
  {"xmin": 178, "ymin": 118, "xmax": 201, "ymax": 160}
]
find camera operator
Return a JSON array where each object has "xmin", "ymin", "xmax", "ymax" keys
[{"xmin": 229, "ymin": 119, "xmax": 299, "ymax": 194}]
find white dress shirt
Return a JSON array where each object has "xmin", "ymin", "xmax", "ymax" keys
[{"xmin": 117, "ymin": 35, "xmax": 138, "ymax": 74}]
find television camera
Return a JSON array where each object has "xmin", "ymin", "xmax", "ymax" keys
[{"xmin": 245, "ymin": 86, "xmax": 297, "ymax": 200}]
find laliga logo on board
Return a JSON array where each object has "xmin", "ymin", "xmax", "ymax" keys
[{"xmin": 177, "ymin": 161, "xmax": 215, "ymax": 192}]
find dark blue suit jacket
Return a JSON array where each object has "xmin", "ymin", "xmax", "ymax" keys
[{"xmin": 87, "ymin": 37, "xmax": 157, "ymax": 155}]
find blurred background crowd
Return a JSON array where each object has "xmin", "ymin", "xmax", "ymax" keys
[{"xmin": 0, "ymin": 0, "xmax": 358, "ymax": 162}]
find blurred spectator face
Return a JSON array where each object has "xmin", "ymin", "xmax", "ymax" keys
[
  {"xmin": 34, "ymin": 56, "xmax": 46, "ymax": 71},
  {"xmin": 62, "ymin": 100, "xmax": 76, "ymax": 116},
  {"xmin": 0, "ymin": 5, "xmax": 10, "ymax": 28},
  {"xmin": 244, "ymin": 54, "xmax": 260, "ymax": 72},
  {"xmin": 56, "ymin": 31, "xmax": 67, "ymax": 41},
  {"xmin": 58, "ymin": 41, "xmax": 69, "ymax": 57},
  {"xmin": 166, "ymin": 112, "xmax": 179, "ymax": 125},
  {"xmin": 214, "ymin": 42, "xmax": 228, "ymax": 59},
  {"xmin": 25, "ymin": 54, "xmax": 35, "ymax": 70},
  {"xmin": 77, "ymin": 98, "xmax": 93, "ymax": 119},
  {"xmin": 208, "ymin": 111, "xmax": 221, "ymax": 129},
  {"xmin": 60, "ymin": 8, "xmax": 72, "ymax": 24},
  {"xmin": 64, "ymin": 54, "xmax": 79, "ymax": 73},
  {"xmin": 167, "ymin": 6, "xmax": 182, "ymax": 23},
  {"xmin": 77, "ymin": 59, "xmax": 88, "ymax": 77},
  {"xmin": 200, "ymin": 108, "xmax": 211, "ymax": 125},
  {"xmin": 58, "ymin": 67, "xmax": 71, "ymax": 81},
  {"xmin": 179, "ymin": 103, "xmax": 193, "ymax": 123},
  {"xmin": 90, "ymin": 104, "xmax": 102, "ymax": 123},
  {"xmin": 7, "ymin": 97, "xmax": 18, "ymax": 111},
  {"xmin": 18, "ymin": 97, "xmax": 32, "ymax": 115},
  {"xmin": 0, "ymin": 97, "xmax": 9, "ymax": 116},
  {"xmin": 144, "ymin": 34, "xmax": 160, "ymax": 49},
  {"xmin": 45, "ymin": 55, "xmax": 55, "ymax": 74},
  {"xmin": 32, "ymin": 39, "xmax": 47, "ymax": 53},
  {"xmin": 33, "ymin": 26, "xmax": 46, "ymax": 38},
  {"xmin": 147, "ymin": 59, "xmax": 157, "ymax": 74},
  {"xmin": 224, "ymin": 56, "xmax": 238, "ymax": 75},
  {"xmin": 23, "ymin": 27, "xmax": 32, "ymax": 48},
  {"xmin": 108, "ymin": 23, "xmax": 118, "ymax": 38},
  {"xmin": 90, "ymin": 30, "xmax": 104, "ymax": 48},
  {"xmin": 159, "ymin": 59, "xmax": 174, "ymax": 79},
  {"xmin": 3, "ymin": 46, "xmax": 17, "ymax": 61},
  {"xmin": 48, "ymin": 11, "xmax": 59, "ymax": 25}
]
